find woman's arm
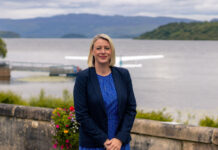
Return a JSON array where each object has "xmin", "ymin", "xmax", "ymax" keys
[
  {"xmin": 115, "ymin": 69, "xmax": 137, "ymax": 144},
  {"xmin": 74, "ymin": 72, "xmax": 108, "ymax": 145}
]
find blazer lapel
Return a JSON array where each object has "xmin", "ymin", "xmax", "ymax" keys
[
  {"xmin": 90, "ymin": 67, "xmax": 107, "ymax": 115},
  {"xmin": 111, "ymin": 67, "xmax": 122, "ymax": 117}
]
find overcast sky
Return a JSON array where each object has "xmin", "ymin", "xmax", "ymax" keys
[{"xmin": 1, "ymin": 0, "xmax": 218, "ymax": 21}]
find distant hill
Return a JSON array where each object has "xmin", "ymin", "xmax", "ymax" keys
[
  {"xmin": 211, "ymin": 18, "xmax": 218, "ymax": 22},
  {"xmin": 0, "ymin": 13, "xmax": 195, "ymax": 38},
  {"xmin": 0, "ymin": 31, "xmax": 20, "ymax": 38},
  {"xmin": 61, "ymin": 33, "xmax": 87, "ymax": 38},
  {"xmin": 136, "ymin": 22, "xmax": 218, "ymax": 40}
]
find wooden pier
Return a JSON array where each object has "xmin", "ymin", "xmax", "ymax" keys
[
  {"xmin": 0, "ymin": 61, "xmax": 81, "ymax": 77},
  {"xmin": 0, "ymin": 63, "xmax": 10, "ymax": 80}
]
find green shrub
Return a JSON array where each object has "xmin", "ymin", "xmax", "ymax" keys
[
  {"xmin": 29, "ymin": 89, "xmax": 74, "ymax": 109},
  {"xmin": 136, "ymin": 108, "xmax": 173, "ymax": 122},
  {"xmin": 0, "ymin": 90, "xmax": 28, "ymax": 105},
  {"xmin": 199, "ymin": 116, "xmax": 218, "ymax": 128}
]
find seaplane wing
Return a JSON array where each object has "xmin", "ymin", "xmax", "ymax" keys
[
  {"xmin": 65, "ymin": 55, "xmax": 164, "ymax": 68},
  {"xmin": 119, "ymin": 55, "xmax": 164, "ymax": 61}
]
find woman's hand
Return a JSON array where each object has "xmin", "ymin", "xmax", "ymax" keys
[
  {"xmin": 104, "ymin": 139, "xmax": 112, "ymax": 149},
  {"xmin": 106, "ymin": 138, "xmax": 122, "ymax": 150}
]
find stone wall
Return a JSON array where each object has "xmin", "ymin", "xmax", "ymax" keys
[
  {"xmin": 0, "ymin": 103, "xmax": 217, "ymax": 150},
  {"xmin": 131, "ymin": 119, "xmax": 218, "ymax": 150},
  {"xmin": 0, "ymin": 104, "xmax": 53, "ymax": 150}
]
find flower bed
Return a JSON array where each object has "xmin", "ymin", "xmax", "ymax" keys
[{"xmin": 51, "ymin": 106, "xmax": 79, "ymax": 150}]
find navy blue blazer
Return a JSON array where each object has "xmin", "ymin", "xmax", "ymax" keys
[{"xmin": 73, "ymin": 66, "xmax": 137, "ymax": 148}]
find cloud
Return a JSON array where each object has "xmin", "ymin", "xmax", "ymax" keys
[{"xmin": 0, "ymin": 0, "xmax": 218, "ymax": 20}]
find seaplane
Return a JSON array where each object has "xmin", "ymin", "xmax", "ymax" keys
[{"xmin": 65, "ymin": 55, "xmax": 164, "ymax": 68}]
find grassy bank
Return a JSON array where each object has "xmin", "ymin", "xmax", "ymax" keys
[
  {"xmin": 0, "ymin": 89, "xmax": 74, "ymax": 109},
  {"xmin": 136, "ymin": 108, "xmax": 173, "ymax": 122},
  {"xmin": 0, "ymin": 90, "xmax": 217, "ymax": 128}
]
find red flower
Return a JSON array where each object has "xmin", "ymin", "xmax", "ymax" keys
[
  {"xmin": 68, "ymin": 117, "xmax": 71, "ymax": 120},
  {"xmin": 69, "ymin": 106, "xmax": 75, "ymax": 112},
  {"xmin": 66, "ymin": 144, "xmax": 70, "ymax": 149},
  {"xmin": 65, "ymin": 124, "xmax": 69, "ymax": 127},
  {"xmin": 61, "ymin": 145, "xmax": 64, "ymax": 149}
]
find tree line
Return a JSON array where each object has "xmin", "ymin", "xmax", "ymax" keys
[{"xmin": 136, "ymin": 22, "xmax": 218, "ymax": 40}]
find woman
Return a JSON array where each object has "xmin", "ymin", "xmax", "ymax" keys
[{"xmin": 74, "ymin": 34, "xmax": 136, "ymax": 150}]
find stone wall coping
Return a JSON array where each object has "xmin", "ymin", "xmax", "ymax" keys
[
  {"xmin": 131, "ymin": 119, "xmax": 218, "ymax": 145},
  {"xmin": 0, "ymin": 103, "xmax": 53, "ymax": 121}
]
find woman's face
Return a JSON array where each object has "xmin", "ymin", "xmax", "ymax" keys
[{"xmin": 92, "ymin": 38, "xmax": 112, "ymax": 66}]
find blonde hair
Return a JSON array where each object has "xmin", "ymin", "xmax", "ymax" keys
[{"xmin": 87, "ymin": 33, "xmax": 116, "ymax": 67}]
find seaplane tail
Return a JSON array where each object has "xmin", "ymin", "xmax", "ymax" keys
[{"xmin": 65, "ymin": 55, "xmax": 164, "ymax": 68}]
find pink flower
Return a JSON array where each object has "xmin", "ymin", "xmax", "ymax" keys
[
  {"xmin": 53, "ymin": 144, "xmax": 57, "ymax": 149},
  {"xmin": 68, "ymin": 117, "xmax": 71, "ymax": 120},
  {"xmin": 61, "ymin": 145, "xmax": 64, "ymax": 149},
  {"xmin": 56, "ymin": 124, "xmax": 60, "ymax": 128},
  {"xmin": 57, "ymin": 112, "xmax": 60, "ymax": 117},
  {"xmin": 65, "ymin": 139, "xmax": 69, "ymax": 143}
]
